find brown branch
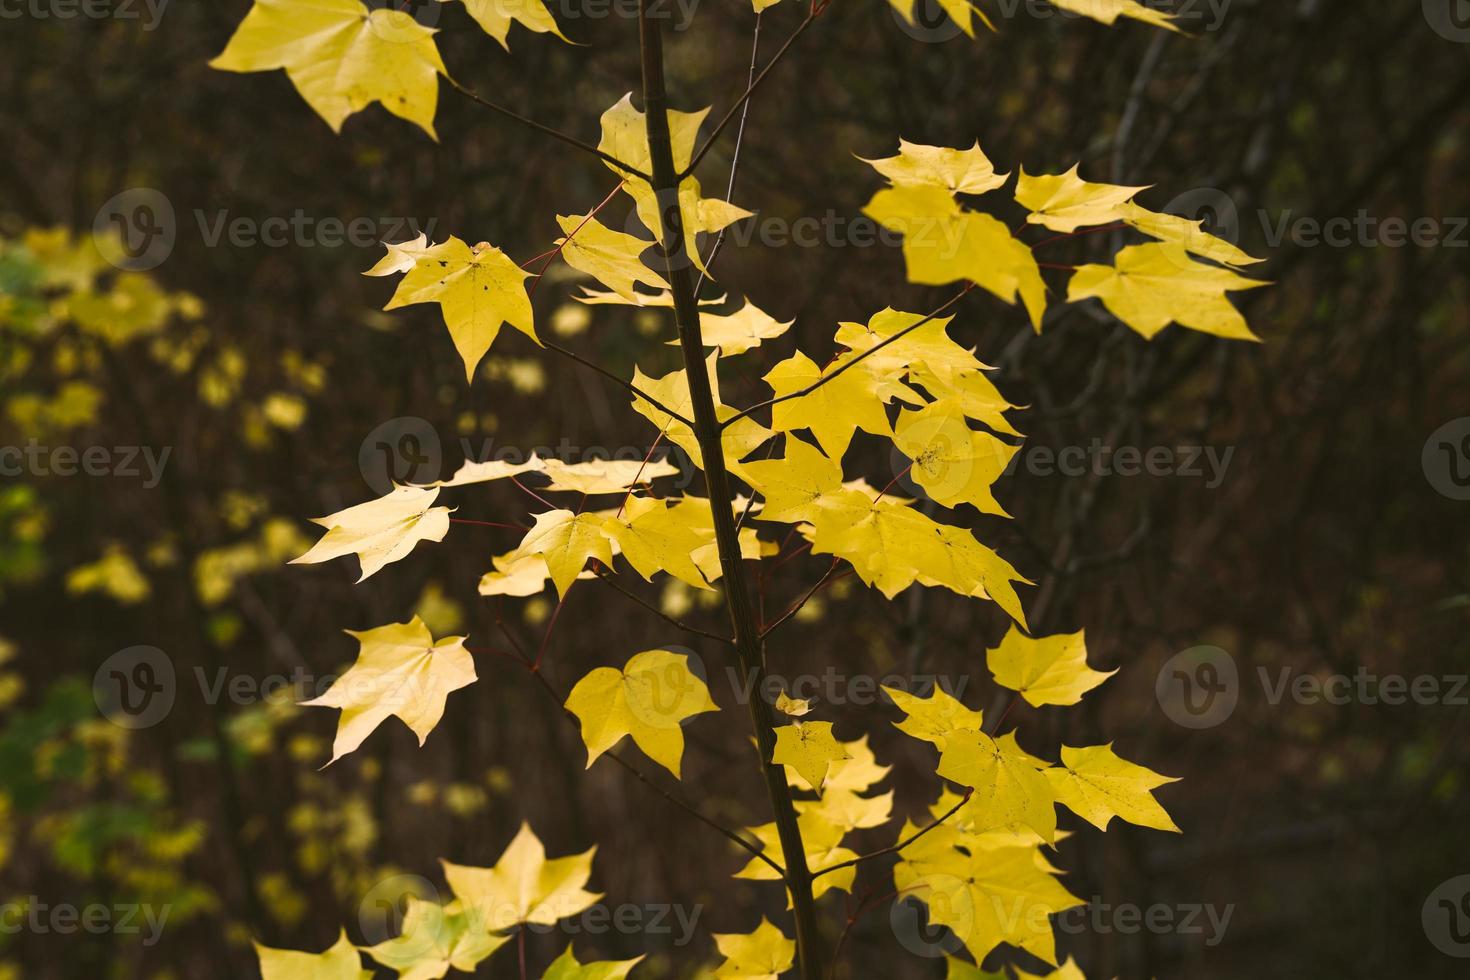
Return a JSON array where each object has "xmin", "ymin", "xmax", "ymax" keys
[
  {"xmin": 761, "ymin": 558, "xmax": 843, "ymax": 638},
  {"xmin": 542, "ymin": 339, "xmax": 695, "ymax": 427},
  {"xmin": 447, "ymin": 77, "xmax": 651, "ymax": 180},
  {"xmin": 812, "ymin": 788, "xmax": 973, "ymax": 880},
  {"xmin": 591, "ymin": 564, "xmax": 734, "ymax": 646}
]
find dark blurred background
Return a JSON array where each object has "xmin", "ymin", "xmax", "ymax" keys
[{"xmin": 2, "ymin": 0, "xmax": 1469, "ymax": 976}]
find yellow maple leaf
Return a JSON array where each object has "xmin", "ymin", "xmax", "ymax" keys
[
  {"xmin": 1043, "ymin": 743, "xmax": 1180, "ymax": 832},
  {"xmin": 291, "ymin": 485, "xmax": 451, "ymax": 581},
  {"xmin": 887, "ymin": 0, "xmax": 994, "ymax": 36},
  {"xmin": 302, "ymin": 616, "xmax": 475, "ymax": 764},
  {"xmin": 884, "ymin": 684, "xmax": 984, "ymax": 747},
  {"xmin": 364, "ymin": 897, "xmax": 509, "ymax": 980},
  {"xmin": 775, "ymin": 691, "xmax": 814, "ymax": 717},
  {"xmin": 445, "ymin": 0, "xmax": 568, "ymax": 50},
  {"xmin": 739, "ymin": 436, "xmax": 845, "ymax": 525},
  {"xmin": 543, "ymin": 945, "xmax": 644, "ymax": 980},
  {"xmin": 516, "ymin": 509, "xmax": 614, "ymax": 597},
  {"xmin": 477, "ymin": 550, "xmax": 565, "ymax": 597},
  {"xmin": 1120, "ymin": 202, "xmax": 1263, "ymax": 267},
  {"xmin": 442, "ymin": 822, "xmax": 601, "ymax": 930},
  {"xmin": 935, "ymin": 730, "xmax": 1057, "ymax": 843},
  {"xmin": 987, "ymin": 625, "xmax": 1115, "ymax": 706},
  {"xmin": 564, "ymin": 649, "xmax": 718, "ymax": 778},
  {"xmin": 211, "ymin": 0, "xmax": 445, "ymax": 138},
  {"xmin": 763, "ymin": 351, "xmax": 893, "ymax": 461},
  {"xmin": 555, "ymin": 213, "xmax": 668, "ymax": 304},
  {"xmin": 425, "ymin": 453, "xmax": 546, "ymax": 487},
  {"xmin": 1068, "ymin": 242, "xmax": 1270, "ymax": 340},
  {"xmin": 601, "ymin": 496, "xmax": 715, "ymax": 590},
  {"xmin": 678, "ymin": 299, "xmax": 793, "ymax": 356},
  {"xmin": 894, "ymin": 831, "xmax": 1082, "ymax": 967},
  {"xmin": 894, "ymin": 398, "xmax": 1017, "ymax": 515},
  {"xmin": 810, "ymin": 734, "xmax": 893, "ymax": 795},
  {"xmin": 378, "ymin": 236, "xmax": 536, "ymax": 380},
  {"xmin": 540, "ymin": 457, "xmax": 680, "ymax": 494},
  {"xmin": 795, "ymin": 787, "xmax": 894, "ymax": 833},
  {"xmin": 772, "ymin": 720, "xmax": 849, "ymax": 792},
  {"xmin": 864, "ymin": 183, "xmax": 1046, "ymax": 330},
  {"xmin": 1049, "ymin": 0, "xmax": 1181, "ymax": 31},
  {"xmin": 860, "ymin": 139, "xmax": 1008, "ymax": 196},
  {"xmin": 711, "ymin": 918, "xmax": 794, "ymax": 980},
  {"xmin": 1015, "ymin": 165, "xmax": 1150, "ymax": 232},
  {"xmin": 255, "ymin": 929, "xmax": 371, "ymax": 980}
]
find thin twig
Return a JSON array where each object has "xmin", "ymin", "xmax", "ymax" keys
[
  {"xmin": 722, "ymin": 284, "xmax": 974, "ymax": 430},
  {"xmin": 542, "ymin": 339, "xmax": 695, "ymax": 427},
  {"xmin": 761, "ymin": 558, "xmax": 843, "ymax": 637},
  {"xmin": 592, "ymin": 564, "xmax": 733, "ymax": 645},
  {"xmin": 812, "ymin": 788, "xmax": 973, "ymax": 880},
  {"xmin": 447, "ymin": 77, "xmax": 651, "ymax": 180},
  {"xmin": 682, "ymin": 10, "xmax": 818, "ymax": 178}
]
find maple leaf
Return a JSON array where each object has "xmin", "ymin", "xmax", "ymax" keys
[
  {"xmin": 1120, "ymin": 202, "xmax": 1263, "ymax": 267},
  {"xmin": 540, "ymin": 457, "xmax": 680, "ymax": 494},
  {"xmin": 1049, "ymin": 0, "xmax": 1181, "ymax": 32},
  {"xmin": 442, "ymin": 822, "xmax": 600, "ymax": 930},
  {"xmin": 860, "ymin": 139, "xmax": 1008, "ymax": 196},
  {"xmin": 935, "ymin": 730, "xmax": 1057, "ymax": 843},
  {"xmin": 516, "ymin": 509, "xmax": 614, "ymax": 597},
  {"xmin": 775, "ymin": 692, "xmax": 813, "ymax": 717},
  {"xmin": 1043, "ymin": 743, "xmax": 1180, "ymax": 832},
  {"xmin": 291, "ymin": 485, "xmax": 451, "ymax": 581},
  {"xmin": 711, "ymin": 918, "xmax": 794, "ymax": 980},
  {"xmin": 424, "ymin": 453, "xmax": 546, "ymax": 487},
  {"xmin": 808, "ymin": 734, "xmax": 893, "ymax": 795},
  {"xmin": 795, "ymin": 787, "xmax": 895, "ymax": 833},
  {"xmin": 1067, "ymin": 242, "xmax": 1270, "ymax": 340},
  {"xmin": 1016, "ymin": 956, "xmax": 1088, "ymax": 980},
  {"xmin": 887, "ymin": 0, "xmax": 994, "ymax": 36},
  {"xmin": 739, "ymin": 436, "xmax": 845, "ymax": 524},
  {"xmin": 379, "ymin": 236, "xmax": 536, "ymax": 381},
  {"xmin": 543, "ymin": 945, "xmax": 645, "ymax": 980},
  {"xmin": 565, "ymin": 649, "xmax": 718, "ymax": 778},
  {"xmin": 365, "ymin": 232, "xmax": 433, "ymax": 276},
  {"xmin": 772, "ymin": 720, "xmax": 849, "ymax": 792},
  {"xmin": 894, "ymin": 399, "xmax": 1017, "ymax": 515},
  {"xmin": 1014, "ymin": 166, "xmax": 1149, "ymax": 232},
  {"xmin": 602, "ymin": 496, "xmax": 715, "ymax": 590},
  {"xmin": 255, "ymin": 930, "xmax": 371, "ymax": 980},
  {"xmin": 893, "ymin": 831, "xmax": 1082, "ymax": 967},
  {"xmin": 555, "ymin": 213, "xmax": 668, "ymax": 304},
  {"xmin": 884, "ymin": 684, "xmax": 985, "ymax": 748},
  {"xmin": 443, "ymin": 0, "xmax": 568, "ymax": 50},
  {"xmin": 596, "ymin": 94, "xmax": 751, "ymax": 272},
  {"xmin": 211, "ymin": 0, "xmax": 445, "ymax": 138},
  {"xmin": 986, "ymin": 625, "xmax": 1115, "ymax": 706},
  {"xmin": 763, "ymin": 351, "xmax": 893, "ymax": 460},
  {"xmin": 478, "ymin": 551, "xmax": 567, "ymax": 597},
  {"xmin": 944, "ymin": 956, "xmax": 1008, "ymax": 980},
  {"xmin": 677, "ymin": 299, "xmax": 793, "ymax": 356},
  {"xmin": 364, "ymin": 897, "xmax": 509, "ymax": 980},
  {"xmin": 302, "ymin": 616, "xmax": 475, "ymax": 764},
  {"xmin": 864, "ymin": 184, "xmax": 1046, "ymax": 330}
]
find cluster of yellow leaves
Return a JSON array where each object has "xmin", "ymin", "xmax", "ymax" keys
[
  {"xmin": 863, "ymin": 141, "xmax": 1269, "ymax": 340},
  {"xmin": 878, "ymin": 629, "xmax": 1180, "ymax": 970},
  {"xmin": 254, "ymin": 824, "xmax": 633, "ymax": 979}
]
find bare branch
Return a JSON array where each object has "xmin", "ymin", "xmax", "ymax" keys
[{"xmin": 813, "ymin": 788, "xmax": 973, "ymax": 880}]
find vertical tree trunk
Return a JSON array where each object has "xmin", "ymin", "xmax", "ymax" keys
[{"xmin": 636, "ymin": 5, "xmax": 826, "ymax": 976}]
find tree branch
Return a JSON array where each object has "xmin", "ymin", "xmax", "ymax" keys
[
  {"xmin": 591, "ymin": 564, "xmax": 734, "ymax": 646},
  {"xmin": 542, "ymin": 339, "xmax": 695, "ymax": 427},
  {"xmin": 447, "ymin": 77, "xmax": 651, "ymax": 180}
]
